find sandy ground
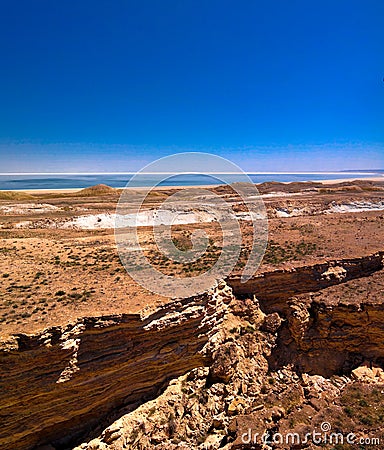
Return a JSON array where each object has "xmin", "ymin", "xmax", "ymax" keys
[
  {"xmin": 0, "ymin": 179, "xmax": 384, "ymax": 339},
  {"xmin": 320, "ymin": 176, "xmax": 384, "ymax": 184},
  {"xmin": 1, "ymin": 176, "xmax": 383, "ymax": 194},
  {"xmin": 3, "ymin": 184, "xmax": 219, "ymax": 194}
]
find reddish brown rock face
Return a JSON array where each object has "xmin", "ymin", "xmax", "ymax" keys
[
  {"xmin": 2, "ymin": 253, "xmax": 384, "ymax": 449},
  {"xmin": 71, "ymin": 262, "xmax": 384, "ymax": 450},
  {"xmin": 0, "ymin": 284, "xmax": 232, "ymax": 450},
  {"xmin": 1, "ymin": 181, "xmax": 384, "ymax": 449}
]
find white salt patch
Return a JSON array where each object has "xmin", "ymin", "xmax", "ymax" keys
[
  {"xmin": 0, "ymin": 203, "xmax": 59, "ymax": 215},
  {"xmin": 328, "ymin": 201, "xmax": 384, "ymax": 214},
  {"xmin": 63, "ymin": 210, "xmax": 217, "ymax": 230},
  {"xmin": 274, "ymin": 201, "xmax": 384, "ymax": 217},
  {"xmin": 235, "ymin": 211, "xmax": 266, "ymax": 220},
  {"xmin": 275, "ymin": 208, "xmax": 305, "ymax": 218},
  {"xmin": 58, "ymin": 208, "xmax": 265, "ymax": 230},
  {"xmin": 15, "ymin": 220, "xmax": 31, "ymax": 228},
  {"xmin": 260, "ymin": 192, "xmax": 305, "ymax": 198}
]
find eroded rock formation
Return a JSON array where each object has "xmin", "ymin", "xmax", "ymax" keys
[
  {"xmin": 75, "ymin": 276, "xmax": 384, "ymax": 449},
  {"xmin": 0, "ymin": 282, "xmax": 232, "ymax": 450},
  {"xmin": 228, "ymin": 251, "xmax": 384, "ymax": 312},
  {"xmin": 2, "ymin": 253, "xmax": 384, "ymax": 449}
]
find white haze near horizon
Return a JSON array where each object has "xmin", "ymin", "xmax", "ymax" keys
[{"xmin": 0, "ymin": 143, "xmax": 383, "ymax": 173}]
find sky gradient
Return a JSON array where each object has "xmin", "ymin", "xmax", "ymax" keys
[{"xmin": 0, "ymin": 0, "xmax": 383, "ymax": 172}]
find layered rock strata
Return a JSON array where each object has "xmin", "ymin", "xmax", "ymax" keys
[
  {"xmin": 2, "ymin": 253, "xmax": 384, "ymax": 449},
  {"xmin": 75, "ymin": 282, "xmax": 384, "ymax": 450},
  {"xmin": 229, "ymin": 252, "xmax": 384, "ymax": 312},
  {"xmin": 0, "ymin": 282, "xmax": 232, "ymax": 450}
]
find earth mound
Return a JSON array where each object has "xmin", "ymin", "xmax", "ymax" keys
[
  {"xmin": 0, "ymin": 191, "xmax": 35, "ymax": 200},
  {"xmin": 73, "ymin": 184, "xmax": 117, "ymax": 197}
]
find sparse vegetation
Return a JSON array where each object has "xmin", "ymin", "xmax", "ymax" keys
[
  {"xmin": 340, "ymin": 384, "xmax": 384, "ymax": 427},
  {"xmin": 0, "ymin": 182, "xmax": 383, "ymax": 339},
  {"xmin": 263, "ymin": 239, "xmax": 317, "ymax": 264}
]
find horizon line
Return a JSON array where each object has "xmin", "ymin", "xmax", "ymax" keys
[{"xmin": 0, "ymin": 171, "xmax": 383, "ymax": 176}]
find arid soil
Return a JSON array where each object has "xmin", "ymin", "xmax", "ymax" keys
[
  {"xmin": 1, "ymin": 181, "xmax": 384, "ymax": 338},
  {"xmin": 1, "ymin": 180, "xmax": 384, "ymax": 450}
]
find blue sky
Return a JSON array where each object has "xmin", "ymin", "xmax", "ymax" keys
[{"xmin": 0, "ymin": 0, "xmax": 383, "ymax": 172}]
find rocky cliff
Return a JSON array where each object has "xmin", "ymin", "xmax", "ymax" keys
[
  {"xmin": 228, "ymin": 251, "xmax": 384, "ymax": 312},
  {"xmin": 2, "ymin": 253, "xmax": 384, "ymax": 449},
  {"xmin": 75, "ymin": 268, "xmax": 384, "ymax": 450},
  {"xmin": 0, "ymin": 283, "xmax": 232, "ymax": 450}
]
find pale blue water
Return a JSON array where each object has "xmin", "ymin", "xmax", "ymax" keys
[{"xmin": 0, "ymin": 173, "xmax": 381, "ymax": 190}]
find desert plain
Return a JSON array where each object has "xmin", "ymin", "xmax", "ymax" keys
[
  {"xmin": 1, "ymin": 179, "xmax": 383, "ymax": 338},
  {"xmin": 2, "ymin": 179, "xmax": 384, "ymax": 449}
]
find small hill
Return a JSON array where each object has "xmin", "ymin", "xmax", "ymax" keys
[
  {"xmin": 256, "ymin": 181, "xmax": 321, "ymax": 194},
  {"xmin": 0, "ymin": 191, "xmax": 35, "ymax": 200},
  {"xmin": 73, "ymin": 184, "xmax": 117, "ymax": 197}
]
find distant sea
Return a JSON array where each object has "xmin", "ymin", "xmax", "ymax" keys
[{"xmin": 0, "ymin": 173, "xmax": 382, "ymax": 191}]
